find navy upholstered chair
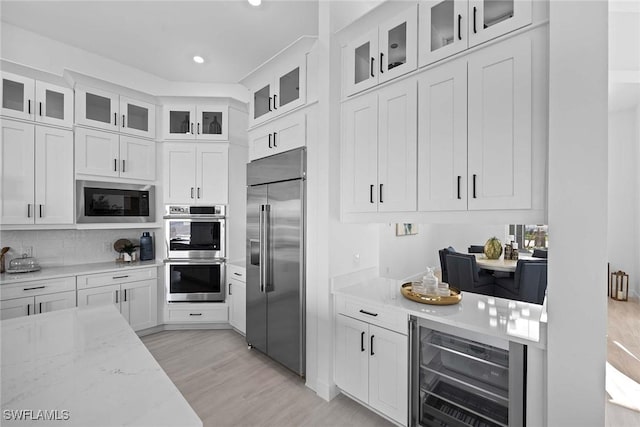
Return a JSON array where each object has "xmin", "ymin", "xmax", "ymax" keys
[
  {"xmin": 532, "ymin": 248, "xmax": 548, "ymax": 259},
  {"xmin": 467, "ymin": 245, "xmax": 485, "ymax": 254},
  {"xmin": 438, "ymin": 247, "xmax": 456, "ymax": 284},
  {"xmin": 445, "ymin": 252, "xmax": 495, "ymax": 296},
  {"xmin": 495, "ymin": 259, "xmax": 548, "ymax": 304}
]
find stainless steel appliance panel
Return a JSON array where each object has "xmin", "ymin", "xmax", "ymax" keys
[
  {"xmin": 246, "ymin": 185, "xmax": 268, "ymax": 354},
  {"xmin": 76, "ymin": 180, "xmax": 155, "ymax": 223},
  {"xmin": 165, "ymin": 218, "xmax": 226, "ymax": 259},
  {"xmin": 247, "ymin": 147, "xmax": 305, "ymax": 186},
  {"xmin": 165, "ymin": 260, "xmax": 226, "ymax": 302},
  {"xmin": 265, "ymin": 179, "xmax": 305, "ymax": 375}
]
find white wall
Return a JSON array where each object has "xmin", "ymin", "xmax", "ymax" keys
[
  {"xmin": 0, "ymin": 228, "xmax": 160, "ymax": 267},
  {"xmin": 608, "ymin": 107, "xmax": 640, "ymax": 298},
  {"xmin": 0, "ymin": 23, "xmax": 248, "ymax": 102},
  {"xmin": 378, "ymin": 223, "xmax": 506, "ymax": 280},
  {"xmin": 547, "ymin": 1, "xmax": 608, "ymax": 425}
]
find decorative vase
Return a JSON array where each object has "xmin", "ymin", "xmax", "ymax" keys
[{"xmin": 484, "ymin": 237, "xmax": 503, "ymax": 260}]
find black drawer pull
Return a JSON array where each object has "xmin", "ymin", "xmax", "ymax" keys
[
  {"xmin": 233, "ymin": 272, "xmax": 243, "ymax": 276},
  {"xmin": 189, "ymin": 313, "xmax": 203, "ymax": 316},
  {"xmin": 23, "ymin": 286, "xmax": 45, "ymax": 291},
  {"xmin": 359, "ymin": 309, "xmax": 378, "ymax": 317},
  {"xmin": 112, "ymin": 275, "xmax": 129, "ymax": 279}
]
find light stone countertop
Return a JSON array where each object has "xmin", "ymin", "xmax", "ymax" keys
[
  {"xmin": 0, "ymin": 305, "xmax": 202, "ymax": 427},
  {"xmin": 0, "ymin": 260, "xmax": 163, "ymax": 285},
  {"xmin": 334, "ymin": 277, "xmax": 547, "ymax": 349}
]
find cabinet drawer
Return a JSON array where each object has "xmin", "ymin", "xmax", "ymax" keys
[
  {"xmin": 336, "ymin": 295, "xmax": 407, "ymax": 335},
  {"xmin": 167, "ymin": 304, "xmax": 228, "ymax": 323},
  {"xmin": 77, "ymin": 267, "xmax": 157, "ymax": 290},
  {"xmin": 0, "ymin": 276, "xmax": 76, "ymax": 301},
  {"xmin": 227, "ymin": 264, "xmax": 246, "ymax": 282}
]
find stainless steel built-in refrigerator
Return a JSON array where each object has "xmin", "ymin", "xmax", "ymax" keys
[{"xmin": 246, "ymin": 148, "xmax": 305, "ymax": 376}]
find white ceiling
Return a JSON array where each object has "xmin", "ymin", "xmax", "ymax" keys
[{"xmin": 0, "ymin": 0, "xmax": 319, "ymax": 84}]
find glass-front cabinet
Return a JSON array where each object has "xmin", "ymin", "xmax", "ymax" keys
[
  {"xmin": 249, "ymin": 57, "xmax": 306, "ymax": 127},
  {"xmin": 418, "ymin": 0, "xmax": 532, "ymax": 67},
  {"xmin": 1, "ymin": 72, "xmax": 73, "ymax": 128},
  {"xmin": 163, "ymin": 104, "xmax": 228, "ymax": 141},
  {"xmin": 75, "ymin": 86, "xmax": 156, "ymax": 139},
  {"xmin": 344, "ymin": 5, "xmax": 417, "ymax": 96}
]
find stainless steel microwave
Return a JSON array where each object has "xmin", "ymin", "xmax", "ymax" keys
[{"xmin": 76, "ymin": 180, "xmax": 155, "ymax": 223}]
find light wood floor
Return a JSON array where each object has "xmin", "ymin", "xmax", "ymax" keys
[
  {"xmin": 606, "ymin": 296, "xmax": 640, "ymax": 427},
  {"xmin": 141, "ymin": 329, "xmax": 392, "ymax": 427}
]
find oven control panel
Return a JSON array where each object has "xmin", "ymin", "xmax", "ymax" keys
[{"xmin": 165, "ymin": 205, "xmax": 226, "ymax": 217}]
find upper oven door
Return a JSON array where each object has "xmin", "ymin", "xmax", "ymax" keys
[{"xmin": 165, "ymin": 218, "xmax": 226, "ymax": 259}]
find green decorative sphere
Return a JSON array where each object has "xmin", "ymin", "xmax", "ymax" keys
[{"xmin": 484, "ymin": 237, "xmax": 503, "ymax": 260}]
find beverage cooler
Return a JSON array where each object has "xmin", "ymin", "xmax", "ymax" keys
[{"xmin": 410, "ymin": 317, "xmax": 526, "ymax": 427}]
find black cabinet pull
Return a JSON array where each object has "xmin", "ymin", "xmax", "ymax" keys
[
  {"xmin": 189, "ymin": 313, "xmax": 202, "ymax": 316},
  {"xmin": 39, "ymin": 302, "xmax": 42, "ymax": 314},
  {"xmin": 473, "ymin": 7, "xmax": 477, "ymax": 33},
  {"xmin": 112, "ymin": 275, "xmax": 129, "ymax": 279},
  {"xmin": 197, "ymin": 123, "xmax": 201, "ymax": 134},
  {"xmin": 370, "ymin": 185, "xmax": 374, "ymax": 204},
  {"xmin": 379, "ymin": 184, "xmax": 384, "ymax": 203},
  {"xmin": 380, "ymin": 52, "xmax": 384, "ymax": 73},
  {"xmin": 191, "ymin": 187, "xmax": 194, "ymax": 199},
  {"xmin": 273, "ymin": 132, "xmax": 277, "ymax": 147},
  {"xmin": 268, "ymin": 133, "xmax": 272, "ymax": 148},
  {"xmin": 359, "ymin": 309, "xmax": 378, "ymax": 317},
  {"xmin": 39, "ymin": 102, "xmax": 43, "ymax": 117},
  {"xmin": 197, "ymin": 187, "xmax": 201, "ymax": 199},
  {"xmin": 27, "ymin": 204, "xmax": 31, "ymax": 218},
  {"xmin": 23, "ymin": 286, "xmax": 45, "ymax": 291},
  {"xmin": 39, "ymin": 204, "xmax": 43, "ymax": 218},
  {"xmin": 229, "ymin": 283, "xmax": 232, "ymax": 295},
  {"xmin": 115, "ymin": 290, "xmax": 119, "ymax": 304},
  {"xmin": 27, "ymin": 304, "xmax": 30, "ymax": 316},
  {"xmin": 360, "ymin": 331, "xmax": 365, "ymax": 352},
  {"xmin": 370, "ymin": 335, "xmax": 375, "ymax": 356},
  {"xmin": 458, "ymin": 14, "xmax": 462, "ymax": 40},
  {"xmin": 114, "ymin": 159, "xmax": 118, "ymax": 172},
  {"xmin": 370, "ymin": 57, "xmax": 375, "ymax": 77},
  {"xmin": 273, "ymin": 94, "xmax": 278, "ymax": 109},
  {"xmin": 122, "ymin": 114, "xmax": 126, "ymax": 128},
  {"xmin": 473, "ymin": 174, "xmax": 477, "ymax": 198},
  {"xmin": 114, "ymin": 112, "xmax": 117, "ymax": 126},
  {"xmin": 233, "ymin": 272, "xmax": 242, "ymax": 277},
  {"xmin": 268, "ymin": 96, "xmax": 273, "ymax": 112},
  {"xmin": 457, "ymin": 176, "xmax": 461, "ymax": 199},
  {"xmin": 191, "ymin": 123, "xmax": 194, "ymax": 134},
  {"xmin": 124, "ymin": 289, "xmax": 127, "ymax": 302},
  {"xmin": 28, "ymin": 100, "xmax": 31, "ymax": 114},
  {"xmin": 122, "ymin": 159, "xmax": 126, "ymax": 173}
]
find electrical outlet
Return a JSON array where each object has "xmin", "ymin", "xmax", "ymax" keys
[{"xmin": 353, "ymin": 253, "xmax": 360, "ymax": 265}]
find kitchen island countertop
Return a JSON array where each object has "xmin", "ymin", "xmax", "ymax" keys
[{"xmin": 0, "ymin": 305, "xmax": 202, "ymax": 427}]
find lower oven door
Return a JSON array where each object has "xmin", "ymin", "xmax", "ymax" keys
[{"xmin": 165, "ymin": 260, "xmax": 226, "ymax": 302}]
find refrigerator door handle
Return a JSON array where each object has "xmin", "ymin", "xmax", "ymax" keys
[
  {"xmin": 259, "ymin": 205, "xmax": 265, "ymax": 293},
  {"xmin": 259, "ymin": 204, "xmax": 271, "ymax": 293}
]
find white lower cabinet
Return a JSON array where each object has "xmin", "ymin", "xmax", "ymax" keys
[
  {"xmin": 77, "ymin": 267, "xmax": 158, "ymax": 332},
  {"xmin": 228, "ymin": 264, "xmax": 246, "ymax": 334},
  {"xmin": 335, "ymin": 312, "xmax": 408, "ymax": 425},
  {"xmin": 0, "ymin": 276, "xmax": 76, "ymax": 320},
  {"xmin": 166, "ymin": 304, "xmax": 228, "ymax": 323}
]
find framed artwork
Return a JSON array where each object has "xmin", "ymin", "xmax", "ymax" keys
[{"xmin": 396, "ymin": 223, "xmax": 418, "ymax": 236}]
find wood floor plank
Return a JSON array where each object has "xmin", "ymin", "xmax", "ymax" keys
[{"xmin": 142, "ymin": 329, "xmax": 393, "ymax": 427}]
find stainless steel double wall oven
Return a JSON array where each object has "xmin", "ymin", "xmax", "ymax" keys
[{"xmin": 164, "ymin": 205, "xmax": 226, "ymax": 302}]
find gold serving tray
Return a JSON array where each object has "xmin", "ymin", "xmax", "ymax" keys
[{"xmin": 400, "ymin": 282, "xmax": 462, "ymax": 305}]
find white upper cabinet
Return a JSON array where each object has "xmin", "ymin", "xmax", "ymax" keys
[
  {"xmin": 163, "ymin": 104, "xmax": 228, "ymax": 141},
  {"xmin": 342, "ymin": 78, "xmax": 417, "ymax": 214},
  {"xmin": 417, "ymin": 58, "xmax": 468, "ymax": 211},
  {"xmin": 1, "ymin": 119, "xmax": 73, "ymax": 225},
  {"xmin": 75, "ymin": 85, "xmax": 156, "ymax": 139},
  {"xmin": 1, "ymin": 72, "xmax": 73, "ymax": 128},
  {"xmin": 163, "ymin": 143, "xmax": 228, "ymax": 205},
  {"xmin": 344, "ymin": 5, "xmax": 417, "ymax": 97},
  {"xmin": 249, "ymin": 111, "xmax": 306, "ymax": 161},
  {"xmin": 249, "ymin": 56, "xmax": 306, "ymax": 127},
  {"xmin": 467, "ymin": 34, "xmax": 532, "ymax": 210},
  {"xmin": 419, "ymin": 0, "xmax": 532, "ymax": 67},
  {"xmin": 75, "ymin": 127, "xmax": 156, "ymax": 181}
]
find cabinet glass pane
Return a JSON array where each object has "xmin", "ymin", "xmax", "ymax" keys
[
  {"xmin": 354, "ymin": 42, "xmax": 371, "ymax": 84},
  {"xmin": 201, "ymin": 111, "xmax": 222, "ymax": 135},
  {"xmin": 278, "ymin": 67, "xmax": 300, "ymax": 108},
  {"xmin": 85, "ymin": 93, "xmax": 112, "ymax": 124},
  {"xmin": 170, "ymin": 110, "xmax": 191, "ymax": 134},
  {"xmin": 387, "ymin": 22, "xmax": 407, "ymax": 71},
  {"xmin": 45, "ymin": 90, "xmax": 65, "ymax": 120},
  {"xmin": 431, "ymin": 0, "xmax": 455, "ymax": 52},
  {"xmin": 484, "ymin": 0, "xmax": 514, "ymax": 29},
  {"xmin": 254, "ymin": 85, "xmax": 271, "ymax": 119},
  {"xmin": 127, "ymin": 104, "xmax": 149, "ymax": 132},
  {"xmin": 2, "ymin": 79, "xmax": 25, "ymax": 111}
]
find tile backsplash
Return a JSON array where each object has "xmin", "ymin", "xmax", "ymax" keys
[{"xmin": 0, "ymin": 229, "xmax": 157, "ymax": 267}]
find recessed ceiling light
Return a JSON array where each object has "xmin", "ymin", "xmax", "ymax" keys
[
  {"xmin": 193, "ymin": 56, "xmax": 204, "ymax": 64},
  {"xmin": 248, "ymin": 0, "xmax": 261, "ymax": 6}
]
